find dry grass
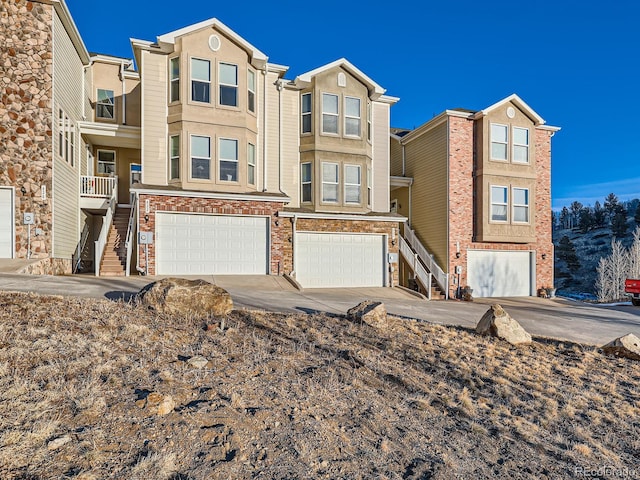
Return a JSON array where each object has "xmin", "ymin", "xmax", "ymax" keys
[{"xmin": 0, "ymin": 291, "xmax": 639, "ymax": 479}]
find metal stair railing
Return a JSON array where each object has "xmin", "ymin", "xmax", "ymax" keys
[{"xmin": 403, "ymin": 227, "xmax": 449, "ymax": 299}]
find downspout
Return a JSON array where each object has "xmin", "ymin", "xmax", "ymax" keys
[
  {"xmin": 120, "ymin": 61, "xmax": 126, "ymax": 125},
  {"xmin": 262, "ymin": 68, "xmax": 268, "ymax": 192},
  {"xmin": 290, "ymin": 215, "xmax": 297, "ymax": 276},
  {"xmin": 135, "ymin": 192, "xmax": 145, "ymax": 275},
  {"xmin": 409, "ymin": 182, "xmax": 413, "ymax": 228},
  {"xmin": 82, "ymin": 63, "xmax": 91, "ymax": 120},
  {"xmin": 276, "ymin": 78, "xmax": 283, "ymax": 192},
  {"xmin": 402, "ymin": 143, "xmax": 406, "ymax": 176}
]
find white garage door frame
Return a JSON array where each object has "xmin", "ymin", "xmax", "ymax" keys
[
  {"xmin": 0, "ymin": 187, "xmax": 15, "ymax": 259},
  {"xmin": 155, "ymin": 212, "xmax": 270, "ymax": 275},
  {"xmin": 466, "ymin": 249, "xmax": 535, "ymax": 297},
  {"xmin": 295, "ymin": 231, "xmax": 388, "ymax": 288}
]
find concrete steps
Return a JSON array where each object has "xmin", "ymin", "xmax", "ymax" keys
[{"xmin": 99, "ymin": 208, "xmax": 131, "ymax": 277}]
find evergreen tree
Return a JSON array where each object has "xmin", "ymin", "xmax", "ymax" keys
[
  {"xmin": 635, "ymin": 203, "xmax": 640, "ymax": 226},
  {"xmin": 593, "ymin": 200, "xmax": 606, "ymax": 228},
  {"xmin": 560, "ymin": 206, "xmax": 571, "ymax": 229},
  {"xmin": 611, "ymin": 205, "xmax": 628, "ymax": 237},
  {"xmin": 604, "ymin": 193, "xmax": 619, "ymax": 223},
  {"xmin": 557, "ymin": 235, "xmax": 580, "ymax": 272},
  {"xmin": 570, "ymin": 201, "xmax": 583, "ymax": 228},
  {"xmin": 578, "ymin": 207, "xmax": 593, "ymax": 233}
]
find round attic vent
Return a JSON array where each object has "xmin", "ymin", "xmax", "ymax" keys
[
  {"xmin": 506, "ymin": 106, "xmax": 516, "ymax": 118},
  {"xmin": 209, "ymin": 34, "xmax": 221, "ymax": 52}
]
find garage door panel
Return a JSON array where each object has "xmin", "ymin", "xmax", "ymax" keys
[
  {"xmin": 467, "ymin": 250, "xmax": 531, "ymax": 297},
  {"xmin": 0, "ymin": 188, "xmax": 13, "ymax": 258},
  {"xmin": 297, "ymin": 232, "xmax": 384, "ymax": 288},
  {"xmin": 156, "ymin": 213, "xmax": 268, "ymax": 275}
]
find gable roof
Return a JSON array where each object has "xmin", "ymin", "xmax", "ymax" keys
[
  {"xmin": 155, "ymin": 18, "xmax": 268, "ymax": 69},
  {"xmin": 472, "ymin": 93, "xmax": 545, "ymax": 125},
  {"xmin": 294, "ymin": 58, "xmax": 386, "ymax": 99}
]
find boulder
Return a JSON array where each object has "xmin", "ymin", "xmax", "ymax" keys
[
  {"xmin": 602, "ymin": 333, "xmax": 640, "ymax": 361},
  {"xmin": 137, "ymin": 392, "xmax": 176, "ymax": 416},
  {"xmin": 137, "ymin": 278, "xmax": 233, "ymax": 317},
  {"xmin": 347, "ymin": 301, "xmax": 387, "ymax": 327},
  {"xmin": 476, "ymin": 304, "xmax": 532, "ymax": 345}
]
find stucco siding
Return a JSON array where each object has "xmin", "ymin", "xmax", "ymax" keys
[
  {"xmin": 372, "ymin": 102, "xmax": 390, "ymax": 213},
  {"xmin": 141, "ymin": 50, "xmax": 167, "ymax": 186}
]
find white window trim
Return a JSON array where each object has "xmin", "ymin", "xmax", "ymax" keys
[
  {"xmin": 169, "ymin": 134, "xmax": 180, "ymax": 180},
  {"xmin": 247, "ymin": 69, "xmax": 256, "ymax": 114},
  {"xmin": 367, "ymin": 101, "xmax": 372, "ymax": 143},
  {"xmin": 490, "ymin": 184, "xmax": 509, "ymax": 223},
  {"xmin": 190, "ymin": 57, "xmax": 211, "ymax": 104},
  {"xmin": 219, "ymin": 62, "xmax": 239, "ymax": 108},
  {"xmin": 189, "ymin": 134, "xmax": 211, "ymax": 180},
  {"xmin": 247, "ymin": 142, "xmax": 256, "ymax": 185},
  {"xmin": 344, "ymin": 164, "xmax": 361, "ymax": 204},
  {"xmin": 512, "ymin": 126, "xmax": 530, "ymax": 164},
  {"xmin": 321, "ymin": 162, "xmax": 339, "ymax": 203},
  {"xmin": 97, "ymin": 149, "xmax": 116, "ymax": 175},
  {"xmin": 218, "ymin": 137, "xmax": 239, "ymax": 182},
  {"xmin": 367, "ymin": 167, "xmax": 372, "ymax": 207},
  {"xmin": 490, "ymin": 123, "xmax": 508, "ymax": 162},
  {"xmin": 321, "ymin": 92, "xmax": 339, "ymax": 135},
  {"xmin": 301, "ymin": 162, "xmax": 312, "ymax": 203},
  {"xmin": 301, "ymin": 92, "xmax": 312, "ymax": 135},
  {"xmin": 96, "ymin": 88, "xmax": 115, "ymax": 120},
  {"xmin": 169, "ymin": 57, "xmax": 180, "ymax": 103},
  {"xmin": 512, "ymin": 187, "xmax": 530, "ymax": 224},
  {"xmin": 344, "ymin": 96, "xmax": 361, "ymax": 138}
]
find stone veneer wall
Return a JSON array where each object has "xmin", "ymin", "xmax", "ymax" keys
[
  {"xmin": 446, "ymin": 116, "xmax": 554, "ymax": 297},
  {"xmin": 0, "ymin": 0, "xmax": 54, "ymax": 263}
]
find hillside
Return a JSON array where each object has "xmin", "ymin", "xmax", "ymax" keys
[{"xmin": 1, "ymin": 292, "xmax": 639, "ymax": 479}]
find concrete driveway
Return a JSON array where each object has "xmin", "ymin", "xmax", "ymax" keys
[{"xmin": 0, "ymin": 273, "xmax": 639, "ymax": 346}]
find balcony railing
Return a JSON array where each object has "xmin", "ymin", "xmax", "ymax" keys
[{"xmin": 81, "ymin": 175, "xmax": 117, "ymax": 199}]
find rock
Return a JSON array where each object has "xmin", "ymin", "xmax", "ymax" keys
[
  {"xmin": 347, "ymin": 301, "xmax": 387, "ymax": 327},
  {"xmin": 602, "ymin": 333, "xmax": 640, "ymax": 361},
  {"xmin": 139, "ymin": 392, "xmax": 176, "ymax": 416},
  {"xmin": 157, "ymin": 396, "xmax": 176, "ymax": 416},
  {"xmin": 137, "ymin": 278, "xmax": 233, "ymax": 317},
  {"xmin": 476, "ymin": 304, "xmax": 532, "ymax": 345},
  {"xmin": 47, "ymin": 435, "xmax": 71, "ymax": 450},
  {"xmin": 186, "ymin": 355, "xmax": 209, "ymax": 369}
]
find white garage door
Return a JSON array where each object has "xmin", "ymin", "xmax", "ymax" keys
[
  {"xmin": 467, "ymin": 250, "xmax": 533, "ymax": 297},
  {"xmin": 296, "ymin": 232, "xmax": 385, "ymax": 288},
  {"xmin": 0, "ymin": 188, "xmax": 14, "ymax": 258},
  {"xmin": 155, "ymin": 213, "xmax": 268, "ymax": 275}
]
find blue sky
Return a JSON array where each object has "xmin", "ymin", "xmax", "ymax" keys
[{"xmin": 65, "ymin": 0, "xmax": 640, "ymax": 210}]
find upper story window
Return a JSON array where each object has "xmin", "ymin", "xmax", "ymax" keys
[
  {"xmin": 322, "ymin": 162, "xmax": 339, "ymax": 202},
  {"xmin": 513, "ymin": 127, "xmax": 529, "ymax": 163},
  {"xmin": 97, "ymin": 150, "xmax": 116, "ymax": 175},
  {"xmin": 169, "ymin": 57, "xmax": 180, "ymax": 103},
  {"xmin": 247, "ymin": 142, "xmax": 256, "ymax": 185},
  {"xmin": 301, "ymin": 93, "xmax": 312, "ymax": 134},
  {"xmin": 322, "ymin": 93, "xmax": 339, "ymax": 134},
  {"xmin": 512, "ymin": 187, "xmax": 529, "ymax": 223},
  {"xmin": 247, "ymin": 70, "xmax": 256, "ymax": 113},
  {"xmin": 344, "ymin": 164, "xmax": 361, "ymax": 204},
  {"xmin": 219, "ymin": 63, "xmax": 238, "ymax": 107},
  {"xmin": 190, "ymin": 135, "xmax": 210, "ymax": 179},
  {"xmin": 491, "ymin": 185, "xmax": 508, "ymax": 222},
  {"xmin": 367, "ymin": 102, "xmax": 372, "ymax": 142},
  {"xmin": 301, "ymin": 162, "xmax": 312, "ymax": 202},
  {"xmin": 344, "ymin": 97, "xmax": 361, "ymax": 137},
  {"xmin": 169, "ymin": 135, "xmax": 180, "ymax": 180},
  {"xmin": 219, "ymin": 138, "xmax": 238, "ymax": 181},
  {"xmin": 367, "ymin": 167, "xmax": 372, "ymax": 206},
  {"xmin": 191, "ymin": 58, "xmax": 211, "ymax": 103},
  {"xmin": 96, "ymin": 89, "xmax": 114, "ymax": 119},
  {"xmin": 490, "ymin": 123, "xmax": 508, "ymax": 161}
]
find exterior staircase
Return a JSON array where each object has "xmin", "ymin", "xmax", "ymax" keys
[
  {"xmin": 99, "ymin": 207, "xmax": 131, "ymax": 276},
  {"xmin": 399, "ymin": 227, "xmax": 449, "ymax": 300}
]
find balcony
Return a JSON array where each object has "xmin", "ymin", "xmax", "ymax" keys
[{"xmin": 80, "ymin": 176, "xmax": 118, "ymax": 211}]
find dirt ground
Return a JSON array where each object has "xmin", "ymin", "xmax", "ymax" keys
[{"xmin": 0, "ymin": 291, "xmax": 638, "ymax": 479}]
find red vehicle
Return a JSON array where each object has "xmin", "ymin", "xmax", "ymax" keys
[{"xmin": 625, "ymin": 279, "xmax": 640, "ymax": 306}]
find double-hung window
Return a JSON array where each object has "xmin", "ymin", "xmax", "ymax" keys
[
  {"xmin": 96, "ymin": 89, "xmax": 114, "ymax": 119},
  {"xmin": 344, "ymin": 97, "xmax": 361, "ymax": 137},
  {"xmin": 169, "ymin": 57, "xmax": 180, "ymax": 102},
  {"xmin": 491, "ymin": 185, "xmax": 508, "ymax": 222},
  {"xmin": 490, "ymin": 124, "xmax": 508, "ymax": 161},
  {"xmin": 247, "ymin": 142, "xmax": 256, "ymax": 185},
  {"xmin": 367, "ymin": 102, "xmax": 372, "ymax": 142},
  {"xmin": 169, "ymin": 135, "xmax": 180, "ymax": 180},
  {"xmin": 322, "ymin": 93, "xmax": 339, "ymax": 134},
  {"xmin": 190, "ymin": 135, "xmax": 210, "ymax": 179},
  {"xmin": 301, "ymin": 93, "xmax": 312, "ymax": 134},
  {"xmin": 345, "ymin": 165, "xmax": 361, "ymax": 204},
  {"xmin": 97, "ymin": 150, "xmax": 116, "ymax": 175},
  {"xmin": 513, "ymin": 127, "xmax": 529, "ymax": 163},
  {"xmin": 301, "ymin": 162, "xmax": 312, "ymax": 202},
  {"xmin": 247, "ymin": 70, "xmax": 256, "ymax": 113},
  {"xmin": 367, "ymin": 167, "xmax": 372, "ymax": 206},
  {"xmin": 191, "ymin": 58, "xmax": 210, "ymax": 103},
  {"xmin": 219, "ymin": 63, "xmax": 238, "ymax": 107},
  {"xmin": 322, "ymin": 163, "xmax": 339, "ymax": 202},
  {"xmin": 219, "ymin": 138, "xmax": 238, "ymax": 181},
  {"xmin": 512, "ymin": 187, "xmax": 529, "ymax": 223}
]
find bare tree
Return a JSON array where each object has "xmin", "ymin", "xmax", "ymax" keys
[
  {"xmin": 628, "ymin": 226, "xmax": 640, "ymax": 280},
  {"xmin": 596, "ymin": 238, "xmax": 629, "ymax": 302}
]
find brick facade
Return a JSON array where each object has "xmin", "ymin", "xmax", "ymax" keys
[
  {"xmin": 0, "ymin": 0, "xmax": 54, "ymax": 263},
  {"xmin": 446, "ymin": 116, "xmax": 554, "ymax": 297}
]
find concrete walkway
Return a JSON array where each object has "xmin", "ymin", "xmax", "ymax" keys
[{"xmin": 0, "ymin": 272, "xmax": 639, "ymax": 346}]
